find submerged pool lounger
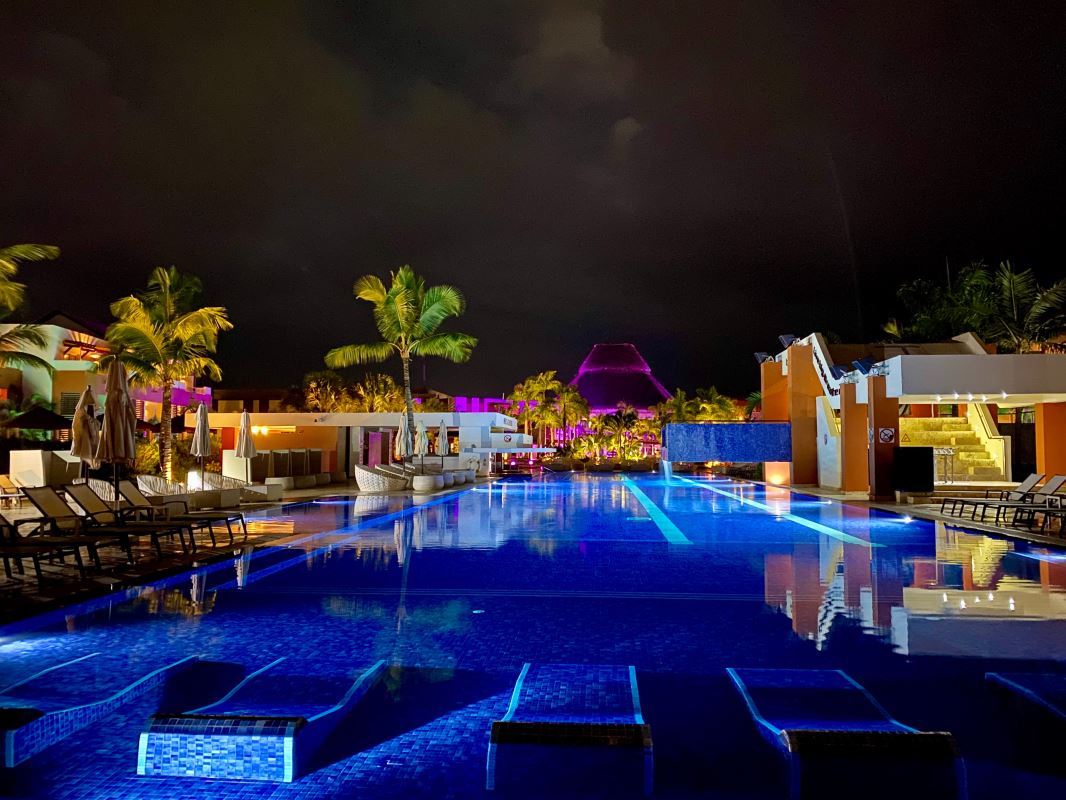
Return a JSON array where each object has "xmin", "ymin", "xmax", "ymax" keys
[
  {"xmin": 138, "ymin": 657, "xmax": 387, "ymax": 782},
  {"xmin": 727, "ymin": 668, "xmax": 966, "ymax": 799},
  {"xmin": 1, "ymin": 653, "xmax": 197, "ymax": 768},
  {"xmin": 486, "ymin": 663, "xmax": 653, "ymax": 796},
  {"xmin": 986, "ymin": 672, "xmax": 1066, "ymax": 723}
]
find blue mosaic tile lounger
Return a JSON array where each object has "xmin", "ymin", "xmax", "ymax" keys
[
  {"xmin": 986, "ymin": 672, "xmax": 1066, "ymax": 723},
  {"xmin": 138, "ymin": 657, "xmax": 387, "ymax": 782},
  {"xmin": 727, "ymin": 668, "xmax": 967, "ymax": 799},
  {"xmin": 486, "ymin": 663, "xmax": 653, "ymax": 796},
  {"xmin": 1, "ymin": 652, "xmax": 197, "ymax": 767}
]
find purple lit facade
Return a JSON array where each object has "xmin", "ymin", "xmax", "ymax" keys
[{"xmin": 570, "ymin": 343, "xmax": 671, "ymax": 418}]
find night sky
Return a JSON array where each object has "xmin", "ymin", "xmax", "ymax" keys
[{"xmin": 2, "ymin": 2, "xmax": 1065, "ymax": 397}]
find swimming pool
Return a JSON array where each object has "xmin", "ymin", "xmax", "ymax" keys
[{"xmin": 1, "ymin": 473, "xmax": 1064, "ymax": 798}]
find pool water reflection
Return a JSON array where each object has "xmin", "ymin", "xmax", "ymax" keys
[{"xmin": 0, "ymin": 474, "xmax": 1064, "ymax": 799}]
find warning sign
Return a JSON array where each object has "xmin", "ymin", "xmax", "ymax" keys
[
  {"xmin": 901, "ymin": 432, "xmax": 910, "ymax": 443},
  {"xmin": 878, "ymin": 427, "xmax": 896, "ymax": 444}
]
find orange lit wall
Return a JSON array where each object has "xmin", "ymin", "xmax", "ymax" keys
[
  {"xmin": 761, "ymin": 360, "xmax": 791, "ymax": 486},
  {"xmin": 839, "ymin": 382, "xmax": 869, "ymax": 493},
  {"xmin": 1036, "ymin": 402, "xmax": 1066, "ymax": 476},
  {"xmin": 786, "ymin": 345, "xmax": 821, "ymax": 485}
]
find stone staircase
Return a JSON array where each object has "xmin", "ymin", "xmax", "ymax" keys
[{"xmin": 900, "ymin": 416, "xmax": 1006, "ymax": 481}]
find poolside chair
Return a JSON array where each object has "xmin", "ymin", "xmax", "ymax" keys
[
  {"xmin": 0, "ymin": 512, "xmax": 101, "ymax": 583},
  {"xmin": 1, "ymin": 652, "xmax": 196, "ymax": 767},
  {"xmin": 727, "ymin": 668, "xmax": 965, "ymax": 799},
  {"xmin": 63, "ymin": 483, "xmax": 197, "ymax": 556},
  {"xmin": 118, "ymin": 480, "xmax": 246, "ymax": 546},
  {"xmin": 22, "ymin": 485, "xmax": 172, "ymax": 562},
  {"xmin": 353, "ymin": 464, "xmax": 406, "ymax": 492},
  {"xmin": 957, "ymin": 474, "xmax": 1066, "ymax": 526},
  {"xmin": 486, "ymin": 663, "xmax": 653, "ymax": 797},
  {"xmin": 138, "ymin": 658, "xmax": 387, "ymax": 781},
  {"xmin": 939, "ymin": 473, "xmax": 1044, "ymax": 516},
  {"xmin": 0, "ymin": 474, "xmax": 23, "ymax": 507}
]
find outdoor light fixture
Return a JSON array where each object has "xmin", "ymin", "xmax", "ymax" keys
[
  {"xmin": 753, "ymin": 352, "xmax": 773, "ymax": 364},
  {"xmin": 778, "ymin": 334, "xmax": 797, "ymax": 348}
]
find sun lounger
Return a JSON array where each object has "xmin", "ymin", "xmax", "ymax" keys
[
  {"xmin": 22, "ymin": 486, "xmax": 172, "ymax": 562},
  {"xmin": 486, "ymin": 663, "xmax": 653, "ymax": 796},
  {"xmin": 0, "ymin": 475, "xmax": 23, "ymax": 507},
  {"xmin": 950, "ymin": 475, "xmax": 1066, "ymax": 526},
  {"xmin": 118, "ymin": 480, "xmax": 245, "ymax": 546},
  {"xmin": 727, "ymin": 668, "xmax": 965, "ymax": 799},
  {"xmin": 62, "ymin": 483, "xmax": 193, "ymax": 556},
  {"xmin": 354, "ymin": 464, "xmax": 406, "ymax": 492},
  {"xmin": 939, "ymin": 473, "xmax": 1043, "ymax": 516},
  {"xmin": 1, "ymin": 653, "xmax": 196, "ymax": 767},
  {"xmin": 138, "ymin": 658, "xmax": 387, "ymax": 781},
  {"xmin": 0, "ymin": 513, "xmax": 100, "ymax": 583},
  {"xmin": 986, "ymin": 672, "xmax": 1066, "ymax": 723}
]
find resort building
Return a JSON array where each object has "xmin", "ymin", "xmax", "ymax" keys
[
  {"xmin": 0, "ymin": 310, "xmax": 211, "ymax": 419},
  {"xmin": 570, "ymin": 343, "xmax": 671, "ymax": 417},
  {"xmin": 759, "ymin": 332, "xmax": 1066, "ymax": 498}
]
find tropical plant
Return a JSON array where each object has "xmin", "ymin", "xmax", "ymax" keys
[
  {"xmin": 104, "ymin": 266, "xmax": 233, "ymax": 479},
  {"xmin": 744, "ymin": 390, "xmax": 762, "ymax": 421},
  {"xmin": 597, "ymin": 404, "xmax": 638, "ymax": 460},
  {"xmin": 695, "ymin": 386, "xmax": 740, "ymax": 421},
  {"xmin": 553, "ymin": 384, "xmax": 589, "ymax": 444},
  {"xmin": 353, "ymin": 373, "xmax": 406, "ymax": 412},
  {"xmin": 0, "ymin": 244, "xmax": 61, "ymax": 374},
  {"xmin": 325, "ymin": 265, "xmax": 477, "ymax": 436},
  {"xmin": 654, "ymin": 389, "xmax": 698, "ymax": 424},
  {"xmin": 974, "ymin": 261, "xmax": 1066, "ymax": 352},
  {"xmin": 508, "ymin": 371, "xmax": 561, "ymax": 442}
]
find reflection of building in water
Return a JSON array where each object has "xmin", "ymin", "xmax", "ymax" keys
[{"xmin": 763, "ymin": 512, "xmax": 1066, "ymax": 659}]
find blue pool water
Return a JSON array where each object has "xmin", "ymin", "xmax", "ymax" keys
[{"xmin": 2, "ymin": 473, "xmax": 1065, "ymax": 798}]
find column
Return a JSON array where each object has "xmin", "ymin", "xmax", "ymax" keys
[
  {"xmin": 787, "ymin": 345, "xmax": 821, "ymax": 485},
  {"xmin": 839, "ymin": 382, "xmax": 869, "ymax": 493},
  {"xmin": 1035, "ymin": 402, "xmax": 1066, "ymax": 476},
  {"xmin": 866, "ymin": 375, "xmax": 899, "ymax": 501},
  {"xmin": 760, "ymin": 360, "xmax": 790, "ymax": 485}
]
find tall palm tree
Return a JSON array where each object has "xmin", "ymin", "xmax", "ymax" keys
[
  {"xmin": 975, "ymin": 261, "xmax": 1066, "ymax": 352},
  {"xmin": 554, "ymin": 384, "xmax": 589, "ymax": 444},
  {"xmin": 508, "ymin": 371, "xmax": 561, "ymax": 442},
  {"xmin": 597, "ymin": 404, "xmax": 638, "ymax": 461},
  {"xmin": 0, "ymin": 244, "xmax": 61, "ymax": 374},
  {"xmin": 104, "ymin": 267, "xmax": 233, "ymax": 480},
  {"xmin": 744, "ymin": 390, "xmax": 762, "ymax": 421},
  {"xmin": 655, "ymin": 389, "xmax": 698, "ymax": 424},
  {"xmin": 325, "ymin": 266, "xmax": 477, "ymax": 435},
  {"xmin": 352, "ymin": 373, "xmax": 404, "ymax": 412}
]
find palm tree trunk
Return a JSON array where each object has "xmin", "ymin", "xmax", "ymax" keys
[
  {"xmin": 401, "ymin": 355, "xmax": 415, "ymax": 443},
  {"xmin": 160, "ymin": 383, "xmax": 173, "ymax": 481}
]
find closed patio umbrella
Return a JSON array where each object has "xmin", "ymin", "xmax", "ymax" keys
[
  {"xmin": 394, "ymin": 413, "xmax": 411, "ymax": 463},
  {"xmin": 414, "ymin": 420, "xmax": 429, "ymax": 473},
  {"xmin": 436, "ymin": 420, "xmax": 449, "ymax": 469},
  {"xmin": 190, "ymin": 403, "xmax": 212, "ymax": 482},
  {"xmin": 235, "ymin": 410, "xmax": 257, "ymax": 483},
  {"xmin": 70, "ymin": 386, "xmax": 100, "ymax": 473},
  {"xmin": 95, "ymin": 360, "xmax": 137, "ymax": 511}
]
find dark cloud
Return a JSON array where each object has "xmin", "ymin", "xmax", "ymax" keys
[{"xmin": 1, "ymin": 1, "xmax": 1064, "ymax": 396}]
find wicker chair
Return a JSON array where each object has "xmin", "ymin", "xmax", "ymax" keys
[{"xmin": 354, "ymin": 465, "xmax": 407, "ymax": 493}]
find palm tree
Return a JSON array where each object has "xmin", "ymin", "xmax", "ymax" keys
[
  {"xmin": 352, "ymin": 373, "xmax": 405, "ymax": 412},
  {"xmin": 507, "ymin": 371, "xmax": 561, "ymax": 442},
  {"xmin": 974, "ymin": 261, "xmax": 1066, "ymax": 352},
  {"xmin": 597, "ymin": 404, "xmax": 638, "ymax": 461},
  {"xmin": 655, "ymin": 389, "xmax": 698, "ymax": 424},
  {"xmin": 695, "ymin": 386, "xmax": 740, "ymax": 421},
  {"xmin": 325, "ymin": 266, "xmax": 477, "ymax": 435},
  {"xmin": 554, "ymin": 384, "xmax": 589, "ymax": 444},
  {"xmin": 104, "ymin": 267, "xmax": 233, "ymax": 480},
  {"xmin": 0, "ymin": 244, "xmax": 61, "ymax": 374},
  {"xmin": 744, "ymin": 390, "xmax": 762, "ymax": 421}
]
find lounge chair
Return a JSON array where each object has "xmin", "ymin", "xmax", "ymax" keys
[
  {"xmin": 353, "ymin": 464, "xmax": 406, "ymax": 492},
  {"xmin": 118, "ymin": 480, "xmax": 246, "ymax": 546},
  {"xmin": 138, "ymin": 658, "xmax": 387, "ymax": 781},
  {"xmin": 0, "ymin": 512, "xmax": 101, "ymax": 583},
  {"xmin": 939, "ymin": 473, "xmax": 1044, "ymax": 516},
  {"xmin": 957, "ymin": 474, "xmax": 1066, "ymax": 526},
  {"xmin": 63, "ymin": 482, "xmax": 198, "ymax": 556},
  {"xmin": 0, "ymin": 475, "xmax": 23, "ymax": 507},
  {"xmin": 1, "ymin": 653, "xmax": 196, "ymax": 767},
  {"xmin": 727, "ymin": 668, "xmax": 965, "ymax": 799},
  {"xmin": 986, "ymin": 672, "xmax": 1066, "ymax": 723},
  {"xmin": 486, "ymin": 663, "xmax": 653, "ymax": 796},
  {"xmin": 22, "ymin": 485, "xmax": 181, "ymax": 561}
]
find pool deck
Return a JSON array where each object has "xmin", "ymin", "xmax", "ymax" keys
[{"xmin": 0, "ymin": 480, "xmax": 479, "ymax": 625}]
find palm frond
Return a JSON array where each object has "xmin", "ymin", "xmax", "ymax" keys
[
  {"xmin": 0, "ymin": 244, "xmax": 60, "ymax": 267},
  {"xmin": 0, "ymin": 324, "xmax": 48, "ymax": 351},
  {"xmin": 409, "ymin": 332, "xmax": 477, "ymax": 362},
  {"xmin": 353, "ymin": 274, "xmax": 388, "ymax": 303},
  {"xmin": 0, "ymin": 350, "xmax": 54, "ymax": 373},
  {"xmin": 173, "ymin": 307, "xmax": 233, "ymax": 343},
  {"xmin": 325, "ymin": 341, "xmax": 396, "ymax": 368},
  {"xmin": 418, "ymin": 285, "xmax": 466, "ymax": 336},
  {"xmin": 0, "ymin": 281, "xmax": 26, "ymax": 312}
]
